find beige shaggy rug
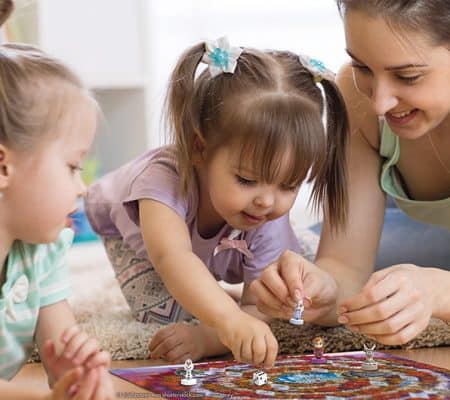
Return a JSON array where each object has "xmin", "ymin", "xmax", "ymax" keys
[{"xmin": 31, "ymin": 229, "xmax": 450, "ymax": 361}]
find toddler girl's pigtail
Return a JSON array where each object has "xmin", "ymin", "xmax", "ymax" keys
[
  {"xmin": 0, "ymin": 0, "xmax": 13, "ymax": 27},
  {"xmin": 317, "ymin": 78, "xmax": 349, "ymax": 230},
  {"xmin": 166, "ymin": 42, "xmax": 206, "ymax": 195}
]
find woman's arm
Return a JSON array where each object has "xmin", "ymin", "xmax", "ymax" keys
[
  {"xmin": 250, "ymin": 64, "xmax": 386, "ymax": 325},
  {"xmin": 315, "ymin": 62, "xmax": 386, "ymax": 313}
]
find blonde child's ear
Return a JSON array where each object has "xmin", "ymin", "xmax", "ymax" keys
[
  {"xmin": 192, "ymin": 132, "xmax": 207, "ymax": 165},
  {"xmin": 0, "ymin": 145, "xmax": 13, "ymax": 189}
]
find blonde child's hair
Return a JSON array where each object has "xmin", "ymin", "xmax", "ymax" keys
[
  {"xmin": 166, "ymin": 43, "xmax": 350, "ymax": 228},
  {"xmin": 0, "ymin": 43, "xmax": 93, "ymax": 151}
]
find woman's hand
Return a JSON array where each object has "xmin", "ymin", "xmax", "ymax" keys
[
  {"xmin": 337, "ymin": 264, "xmax": 434, "ymax": 345},
  {"xmin": 249, "ymin": 250, "xmax": 339, "ymax": 324}
]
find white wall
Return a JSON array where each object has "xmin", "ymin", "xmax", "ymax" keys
[{"xmin": 13, "ymin": 0, "xmax": 347, "ymax": 228}]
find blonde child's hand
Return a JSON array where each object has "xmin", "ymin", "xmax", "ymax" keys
[
  {"xmin": 338, "ymin": 264, "xmax": 433, "ymax": 345},
  {"xmin": 217, "ymin": 312, "xmax": 278, "ymax": 367},
  {"xmin": 43, "ymin": 366, "xmax": 117, "ymax": 400},
  {"xmin": 250, "ymin": 250, "xmax": 338, "ymax": 323},
  {"xmin": 43, "ymin": 325, "xmax": 111, "ymax": 383}
]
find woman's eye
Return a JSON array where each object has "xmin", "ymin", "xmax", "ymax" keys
[
  {"xmin": 398, "ymin": 75, "xmax": 421, "ymax": 84},
  {"xmin": 351, "ymin": 64, "xmax": 371, "ymax": 74}
]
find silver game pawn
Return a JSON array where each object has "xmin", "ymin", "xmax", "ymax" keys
[
  {"xmin": 289, "ymin": 299, "xmax": 304, "ymax": 325},
  {"xmin": 181, "ymin": 359, "xmax": 197, "ymax": 386},
  {"xmin": 362, "ymin": 343, "xmax": 378, "ymax": 371}
]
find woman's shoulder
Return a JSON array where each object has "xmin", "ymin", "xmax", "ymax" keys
[{"xmin": 335, "ymin": 63, "xmax": 381, "ymax": 151}]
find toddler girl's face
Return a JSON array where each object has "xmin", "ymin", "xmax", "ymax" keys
[
  {"xmin": 7, "ymin": 93, "xmax": 97, "ymax": 244},
  {"xmin": 344, "ymin": 10, "xmax": 450, "ymax": 140},
  {"xmin": 196, "ymin": 145, "xmax": 299, "ymax": 236}
]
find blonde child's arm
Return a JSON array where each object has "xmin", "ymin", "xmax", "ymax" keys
[
  {"xmin": 35, "ymin": 301, "xmax": 111, "ymax": 391},
  {"xmin": 140, "ymin": 199, "xmax": 278, "ymax": 366}
]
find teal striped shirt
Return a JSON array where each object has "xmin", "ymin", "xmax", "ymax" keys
[{"xmin": 0, "ymin": 228, "xmax": 73, "ymax": 379}]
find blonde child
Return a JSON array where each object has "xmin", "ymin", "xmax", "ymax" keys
[
  {"xmin": 86, "ymin": 37, "xmax": 349, "ymax": 366},
  {"xmin": 0, "ymin": 43, "xmax": 115, "ymax": 399}
]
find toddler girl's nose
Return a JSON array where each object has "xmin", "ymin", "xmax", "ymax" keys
[{"xmin": 254, "ymin": 190, "xmax": 275, "ymax": 209}]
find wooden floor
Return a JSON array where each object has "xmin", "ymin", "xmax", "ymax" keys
[{"xmin": 13, "ymin": 347, "xmax": 450, "ymax": 398}]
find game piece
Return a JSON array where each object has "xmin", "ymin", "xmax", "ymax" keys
[
  {"xmin": 111, "ymin": 351, "xmax": 450, "ymax": 398},
  {"xmin": 252, "ymin": 370, "xmax": 268, "ymax": 386},
  {"xmin": 311, "ymin": 336, "xmax": 327, "ymax": 364},
  {"xmin": 362, "ymin": 343, "xmax": 378, "ymax": 371},
  {"xmin": 180, "ymin": 358, "xmax": 197, "ymax": 386},
  {"xmin": 289, "ymin": 299, "xmax": 304, "ymax": 325}
]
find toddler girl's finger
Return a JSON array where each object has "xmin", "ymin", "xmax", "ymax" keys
[
  {"xmin": 150, "ymin": 334, "xmax": 183, "ymax": 359},
  {"xmin": 240, "ymin": 337, "xmax": 254, "ymax": 364},
  {"xmin": 162, "ymin": 343, "xmax": 190, "ymax": 362},
  {"xmin": 251, "ymin": 334, "xmax": 267, "ymax": 365},
  {"xmin": 263, "ymin": 333, "xmax": 278, "ymax": 368},
  {"xmin": 148, "ymin": 327, "xmax": 177, "ymax": 353}
]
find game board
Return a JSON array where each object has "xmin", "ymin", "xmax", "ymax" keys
[{"xmin": 111, "ymin": 351, "xmax": 450, "ymax": 399}]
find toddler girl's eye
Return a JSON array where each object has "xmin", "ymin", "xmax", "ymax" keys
[
  {"xmin": 236, "ymin": 175, "xmax": 255, "ymax": 186},
  {"xmin": 281, "ymin": 184, "xmax": 299, "ymax": 193}
]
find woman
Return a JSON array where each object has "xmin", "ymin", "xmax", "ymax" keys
[{"xmin": 250, "ymin": 0, "xmax": 450, "ymax": 345}]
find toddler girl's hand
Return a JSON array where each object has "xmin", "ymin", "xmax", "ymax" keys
[
  {"xmin": 44, "ymin": 325, "xmax": 111, "ymax": 383},
  {"xmin": 217, "ymin": 312, "xmax": 278, "ymax": 367}
]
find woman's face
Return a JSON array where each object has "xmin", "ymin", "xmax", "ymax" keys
[{"xmin": 344, "ymin": 10, "xmax": 450, "ymax": 139}]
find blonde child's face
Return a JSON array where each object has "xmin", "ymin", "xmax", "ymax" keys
[
  {"xmin": 6, "ymin": 93, "xmax": 97, "ymax": 244},
  {"xmin": 344, "ymin": 10, "xmax": 450, "ymax": 139},
  {"xmin": 196, "ymin": 145, "xmax": 299, "ymax": 235}
]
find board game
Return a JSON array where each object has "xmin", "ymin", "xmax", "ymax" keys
[{"xmin": 111, "ymin": 351, "xmax": 450, "ymax": 399}]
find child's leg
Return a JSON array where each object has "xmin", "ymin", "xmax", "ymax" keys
[{"xmin": 102, "ymin": 237, "xmax": 191, "ymax": 324}]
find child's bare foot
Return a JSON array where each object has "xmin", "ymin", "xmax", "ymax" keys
[{"xmin": 148, "ymin": 322, "xmax": 229, "ymax": 363}]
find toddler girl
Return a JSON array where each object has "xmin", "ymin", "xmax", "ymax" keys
[{"xmin": 86, "ymin": 37, "xmax": 349, "ymax": 366}]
